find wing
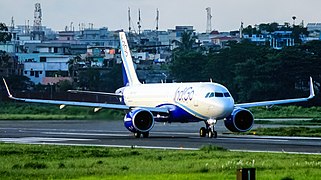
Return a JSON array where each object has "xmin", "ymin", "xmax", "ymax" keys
[
  {"xmin": 235, "ymin": 77, "xmax": 315, "ymax": 108},
  {"xmin": 2, "ymin": 78, "xmax": 169, "ymax": 114}
]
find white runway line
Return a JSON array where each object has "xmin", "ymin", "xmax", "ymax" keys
[
  {"xmin": 0, "ymin": 137, "xmax": 96, "ymax": 143},
  {"xmin": 42, "ymin": 132, "xmax": 130, "ymax": 137}
]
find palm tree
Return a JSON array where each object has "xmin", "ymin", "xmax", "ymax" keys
[
  {"xmin": 172, "ymin": 31, "xmax": 197, "ymax": 51},
  {"xmin": 66, "ymin": 55, "xmax": 82, "ymax": 79}
]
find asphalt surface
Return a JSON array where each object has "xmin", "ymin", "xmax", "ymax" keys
[{"xmin": 1, "ymin": 120, "xmax": 321, "ymax": 154}]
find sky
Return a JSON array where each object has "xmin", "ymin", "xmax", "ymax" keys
[{"xmin": 1, "ymin": 0, "xmax": 321, "ymax": 32}]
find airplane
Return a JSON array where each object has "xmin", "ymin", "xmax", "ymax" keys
[{"xmin": 2, "ymin": 32, "xmax": 315, "ymax": 138}]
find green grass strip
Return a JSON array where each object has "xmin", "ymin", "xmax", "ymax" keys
[{"xmin": 0, "ymin": 143, "xmax": 321, "ymax": 179}]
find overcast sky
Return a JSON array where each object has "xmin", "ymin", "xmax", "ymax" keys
[{"xmin": 1, "ymin": 0, "xmax": 321, "ymax": 32}]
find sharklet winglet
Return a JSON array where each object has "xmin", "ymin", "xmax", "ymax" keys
[{"xmin": 2, "ymin": 78, "xmax": 13, "ymax": 98}]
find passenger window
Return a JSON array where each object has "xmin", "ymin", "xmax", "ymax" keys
[
  {"xmin": 209, "ymin": 92, "xmax": 215, "ymax": 98},
  {"xmin": 224, "ymin": 92, "xmax": 231, "ymax": 97},
  {"xmin": 215, "ymin": 92, "xmax": 224, "ymax": 97},
  {"xmin": 205, "ymin": 92, "xmax": 210, "ymax": 98}
]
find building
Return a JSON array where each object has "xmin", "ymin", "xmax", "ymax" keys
[{"xmin": 17, "ymin": 53, "xmax": 71, "ymax": 84}]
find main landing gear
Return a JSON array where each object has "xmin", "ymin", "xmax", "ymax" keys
[{"xmin": 199, "ymin": 119, "xmax": 217, "ymax": 138}]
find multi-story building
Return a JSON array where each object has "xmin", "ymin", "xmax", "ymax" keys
[{"xmin": 17, "ymin": 53, "xmax": 71, "ymax": 84}]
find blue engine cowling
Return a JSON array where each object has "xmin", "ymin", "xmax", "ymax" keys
[
  {"xmin": 124, "ymin": 109, "xmax": 155, "ymax": 133},
  {"xmin": 224, "ymin": 108, "xmax": 254, "ymax": 132}
]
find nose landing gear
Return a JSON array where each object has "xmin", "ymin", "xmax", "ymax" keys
[{"xmin": 199, "ymin": 119, "xmax": 217, "ymax": 138}]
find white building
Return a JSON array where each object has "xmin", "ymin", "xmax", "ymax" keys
[{"xmin": 17, "ymin": 53, "xmax": 71, "ymax": 84}]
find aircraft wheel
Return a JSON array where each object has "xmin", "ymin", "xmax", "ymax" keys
[
  {"xmin": 208, "ymin": 130, "xmax": 213, "ymax": 138},
  {"xmin": 142, "ymin": 132, "xmax": 149, "ymax": 138},
  {"xmin": 213, "ymin": 131, "xmax": 218, "ymax": 138},
  {"xmin": 208, "ymin": 129, "xmax": 217, "ymax": 138},
  {"xmin": 199, "ymin": 127, "xmax": 207, "ymax": 137},
  {"xmin": 134, "ymin": 132, "xmax": 141, "ymax": 138}
]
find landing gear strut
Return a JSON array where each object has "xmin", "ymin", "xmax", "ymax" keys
[{"xmin": 199, "ymin": 119, "xmax": 217, "ymax": 138}]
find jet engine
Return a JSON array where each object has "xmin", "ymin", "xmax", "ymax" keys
[
  {"xmin": 224, "ymin": 108, "xmax": 254, "ymax": 132},
  {"xmin": 124, "ymin": 109, "xmax": 155, "ymax": 133}
]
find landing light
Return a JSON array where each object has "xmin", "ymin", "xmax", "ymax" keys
[
  {"xmin": 59, "ymin": 105, "xmax": 66, "ymax": 109},
  {"xmin": 94, "ymin": 107, "xmax": 102, "ymax": 112}
]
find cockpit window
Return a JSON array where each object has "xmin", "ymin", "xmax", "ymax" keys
[
  {"xmin": 224, "ymin": 92, "xmax": 231, "ymax": 97},
  {"xmin": 205, "ymin": 92, "xmax": 231, "ymax": 98}
]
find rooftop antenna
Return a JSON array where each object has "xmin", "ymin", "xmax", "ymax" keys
[
  {"xmin": 137, "ymin": 8, "xmax": 142, "ymax": 35},
  {"xmin": 155, "ymin": 8, "xmax": 159, "ymax": 53},
  {"xmin": 240, "ymin": 22, "xmax": 244, "ymax": 39},
  {"xmin": 10, "ymin": 16, "xmax": 15, "ymax": 31},
  {"xmin": 156, "ymin": 8, "xmax": 159, "ymax": 31},
  {"xmin": 33, "ymin": 3, "xmax": 42, "ymax": 31},
  {"xmin": 128, "ymin": 7, "xmax": 131, "ymax": 32},
  {"xmin": 206, "ymin": 7, "xmax": 212, "ymax": 34}
]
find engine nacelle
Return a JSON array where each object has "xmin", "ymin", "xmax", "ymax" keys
[
  {"xmin": 124, "ymin": 109, "xmax": 155, "ymax": 133},
  {"xmin": 224, "ymin": 108, "xmax": 254, "ymax": 132}
]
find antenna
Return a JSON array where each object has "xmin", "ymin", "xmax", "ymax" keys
[
  {"xmin": 137, "ymin": 8, "xmax": 142, "ymax": 35},
  {"xmin": 240, "ymin": 22, "xmax": 244, "ymax": 39},
  {"xmin": 156, "ymin": 8, "xmax": 159, "ymax": 31},
  {"xmin": 128, "ymin": 7, "xmax": 131, "ymax": 32},
  {"xmin": 10, "ymin": 16, "xmax": 14, "ymax": 31},
  {"xmin": 206, "ymin": 7, "xmax": 212, "ymax": 34},
  {"xmin": 33, "ymin": 3, "xmax": 42, "ymax": 31}
]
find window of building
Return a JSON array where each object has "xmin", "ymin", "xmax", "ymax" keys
[
  {"xmin": 24, "ymin": 71, "xmax": 27, "ymax": 74},
  {"xmin": 30, "ymin": 71, "xmax": 34, "ymax": 76},
  {"xmin": 35, "ymin": 71, "xmax": 39, "ymax": 78},
  {"xmin": 40, "ymin": 57, "xmax": 46, "ymax": 62}
]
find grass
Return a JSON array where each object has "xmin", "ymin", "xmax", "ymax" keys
[
  {"xmin": 245, "ymin": 127, "xmax": 321, "ymax": 137},
  {"xmin": 256, "ymin": 119, "xmax": 321, "ymax": 126},
  {"xmin": 0, "ymin": 102, "xmax": 124, "ymax": 120},
  {"xmin": 0, "ymin": 143, "xmax": 321, "ymax": 179},
  {"xmin": 250, "ymin": 106, "xmax": 321, "ymax": 119}
]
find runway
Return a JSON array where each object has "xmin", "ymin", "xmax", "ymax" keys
[{"xmin": 1, "ymin": 120, "xmax": 321, "ymax": 154}]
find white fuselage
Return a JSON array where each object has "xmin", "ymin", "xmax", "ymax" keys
[{"xmin": 121, "ymin": 82, "xmax": 235, "ymax": 120}]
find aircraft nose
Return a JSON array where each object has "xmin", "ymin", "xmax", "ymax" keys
[{"xmin": 213, "ymin": 98, "xmax": 234, "ymax": 118}]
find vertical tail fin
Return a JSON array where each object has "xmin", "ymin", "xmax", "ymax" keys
[{"xmin": 119, "ymin": 32, "xmax": 141, "ymax": 86}]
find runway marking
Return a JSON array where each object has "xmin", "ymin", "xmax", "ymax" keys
[
  {"xmin": 13, "ymin": 142, "xmax": 200, "ymax": 151},
  {"xmin": 42, "ymin": 132, "xmax": 130, "ymax": 137},
  {"xmin": 0, "ymin": 137, "xmax": 96, "ymax": 144},
  {"xmin": 219, "ymin": 137, "xmax": 289, "ymax": 142}
]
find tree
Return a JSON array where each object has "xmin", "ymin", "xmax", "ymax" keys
[
  {"xmin": 172, "ymin": 31, "xmax": 197, "ymax": 51},
  {"xmin": 77, "ymin": 68, "xmax": 101, "ymax": 90},
  {"xmin": 6, "ymin": 75, "xmax": 34, "ymax": 91},
  {"xmin": 0, "ymin": 23, "xmax": 12, "ymax": 43},
  {"xmin": 0, "ymin": 50, "xmax": 11, "ymax": 69},
  {"xmin": 66, "ymin": 55, "xmax": 82, "ymax": 79},
  {"xmin": 170, "ymin": 51, "xmax": 207, "ymax": 82}
]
